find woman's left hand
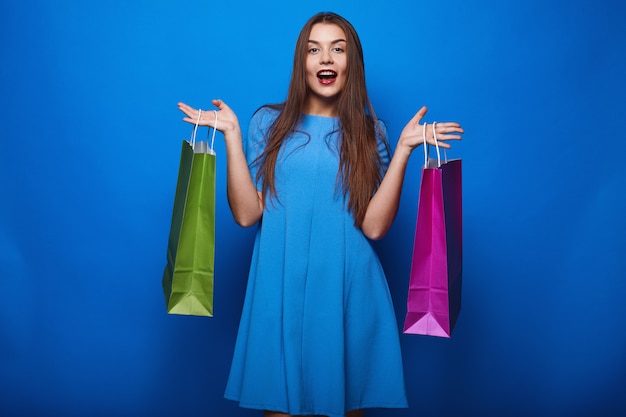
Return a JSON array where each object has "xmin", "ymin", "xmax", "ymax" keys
[{"xmin": 397, "ymin": 106, "xmax": 464, "ymax": 154}]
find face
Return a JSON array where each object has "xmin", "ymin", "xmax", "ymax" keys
[{"xmin": 304, "ymin": 23, "xmax": 348, "ymax": 115}]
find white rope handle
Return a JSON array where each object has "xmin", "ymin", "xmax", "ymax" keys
[
  {"xmin": 433, "ymin": 121, "xmax": 441, "ymax": 168},
  {"xmin": 423, "ymin": 122, "xmax": 428, "ymax": 167},
  {"xmin": 190, "ymin": 109, "xmax": 202, "ymax": 147},
  {"xmin": 189, "ymin": 108, "xmax": 218, "ymax": 154},
  {"xmin": 208, "ymin": 110, "xmax": 218, "ymax": 152},
  {"xmin": 422, "ymin": 122, "xmax": 441, "ymax": 168}
]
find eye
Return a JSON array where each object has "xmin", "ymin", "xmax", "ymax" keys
[
  {"xmin": 308, "ymin": 47, "xmax": 320, "ymax": 53},
  {"xmin": 332, "ymin": 46, "xmax": 345, "ymax": 53}
]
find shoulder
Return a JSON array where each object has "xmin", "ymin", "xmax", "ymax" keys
[
  {"xmin": 246, "ymin": 105, "xmax": 282, "ymax": 147},
  {"xmin": 250, "ymin": 105, "xmax": 282, "ymax": 129},
  {"xmin": 377, "ymin": 118, "xmax": 388, "ymax": 136},
  {"xmin": 375, "ymin": 119, "xmax": 389, "ymax": 144},
  {"xmin": 372, "ymin": 117, "xmax": 391, "ymax": 166},
  {"xmin": 245, "ymin": 105, "xmax": 284, "ymax": 156}
]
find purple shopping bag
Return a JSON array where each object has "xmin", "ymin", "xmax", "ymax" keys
[{"xmin": 403, "ymin": 126, "xmax": 462, "ymax": 338}]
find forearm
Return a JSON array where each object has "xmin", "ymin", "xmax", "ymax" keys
[
  {"xmin": 360, "ymin": 107, "xmax": 463, "ymax": 239},
  {"xmin": 361, "ymin": 144, "xmax": 412, "ymax": 240},
  {"xmin": 224, "ymin": 129, "xmax": 263, "ymax": 227}
]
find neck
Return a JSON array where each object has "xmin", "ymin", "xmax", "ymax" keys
[{"xmin": 304, "ymin": 95, "xmax": 338, "ymax": 117}]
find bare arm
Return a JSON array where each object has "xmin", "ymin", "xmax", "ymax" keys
[
  {"xmin": 361, "ymin": 106, "xmax": 463, "ymax": 240},
  {"xmin": 178, "ymin": 100, "xmax": 263, "ymax": 227}
]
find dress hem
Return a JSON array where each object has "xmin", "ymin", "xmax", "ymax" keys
[{"xmin": 224, "ymin": 393, "xmax": 408, "ymax": 416}]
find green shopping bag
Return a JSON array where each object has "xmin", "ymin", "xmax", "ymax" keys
[{"xmin": 162, "ymin": 111, "xmax": 217, "ymax": 316}]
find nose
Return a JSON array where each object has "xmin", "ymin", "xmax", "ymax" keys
[{"xmin": 320, "ymin": 48, "xmax": 333, "ymax": 64}]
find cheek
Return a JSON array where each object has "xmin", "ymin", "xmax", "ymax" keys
[
  {"xmin": 338, "ymin": 59, "xmax": 348, "ymax": 76},
  {"xmin": 305, "ymin": 57, "xmax": 317, "ymax": 75}
]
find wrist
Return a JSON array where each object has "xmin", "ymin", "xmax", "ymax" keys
[
  {"xmin": 394, "ymin": 141, "xmax": 413, "ymax": 159},
  {"xmin": 224, "ymin": 126, "xmax": 242, "ymax": 141}
]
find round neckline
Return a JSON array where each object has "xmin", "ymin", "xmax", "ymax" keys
[{"xmin": 303, "ymin": 113, "xmax": 339, "ymax": 120}]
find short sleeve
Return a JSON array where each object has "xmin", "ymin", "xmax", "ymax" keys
[
  {"xmin": 244, "ymin": 107, "xmax": 280, "ymax": 191},
  {"xmin": 376, "ymin": 119, "xmax": 391, "ymax": 173}
]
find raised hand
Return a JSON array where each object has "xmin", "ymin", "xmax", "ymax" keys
[
  {"xmin": 178, "ymin": 99, "xmax": 240, "ymax": 135},
  {"xmin": 398, "ymin": 106, "xmax": 464, "ymax": 152}
]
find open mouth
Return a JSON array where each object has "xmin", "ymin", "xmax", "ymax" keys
[{"xmin": 317, "ymin": 70, "xmax": 337, "ymax": 85}]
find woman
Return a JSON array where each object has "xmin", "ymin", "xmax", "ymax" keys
[{"xmin": 178, "ymin": 12, "xmax": 463, "ymax": 417}]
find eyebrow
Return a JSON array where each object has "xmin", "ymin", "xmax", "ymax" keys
[{"xmin": 307, "ymin": 39, "xmax": 347, "ymax": 44}]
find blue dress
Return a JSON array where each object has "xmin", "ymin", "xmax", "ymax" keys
[{"xmin": 224, "ymin": 107, "xmax": 408, "ymax": 417}]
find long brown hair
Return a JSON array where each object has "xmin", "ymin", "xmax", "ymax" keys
[{"xmin": 256, "ymin": 12, "xmax": 388, "ymax": 228}]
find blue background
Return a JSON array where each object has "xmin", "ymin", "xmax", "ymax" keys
[{"xmin": 1, "ymin": 0, "xmax": 625, "ymax": 416}]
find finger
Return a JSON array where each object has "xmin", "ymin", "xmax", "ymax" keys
[
  {"xmin": 182, "ymin": 109, "xmax": 211, "ymax": 126},
  {"xmin": 211, "ymin": 99, "xmax": 221, "ymax": 109},
  {"xmin": 177, "ymin": 103, "xmax": 188, "ymax": 114},
  {"xmin": 212, "ymin": 98, "xmax": 230, "ymax": 111},
  {"xmin": 410, "ymin": 106, "xmax": 428, "ymax": 126},
  {"xmin": 435, "ymin": 139, "xmax": 457, "ymax": 149},
  {"xmin": 178, "ymin": 102, "xmax": 195, "ymax": 112},
  {"xmin": 435, "ymin": 134, "xmax": 463, "ymax": 141},
  {"xmin": 434, "ymin": 122, "xmax": 464, "ymax": 134},
  {"xmin": 182, "ymin": 116, "xmax": 204, "ymax": 125},
  {"xmin": 178, "ymin": 102, "xmax": 198, "ymax": 119},
  {"xmin": 427, "ymin": 135, "xmax": 452, "ymax": 149},
  {"xmin": 434, "ymin": 121, "xmax": 461, "ymax": 128}
]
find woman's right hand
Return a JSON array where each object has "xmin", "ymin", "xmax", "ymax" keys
[
  {"xmin": 178, "ymin": 99, "xmax": 241, "ymax": 136},
  {"xmin": 179, "ymin": 99, "xmax": 261, "ymax": 226}
]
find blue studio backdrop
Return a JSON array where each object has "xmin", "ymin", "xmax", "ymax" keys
[{"xmin": 1, "ymin": 0, "xmax": 625, "ymax": 416}]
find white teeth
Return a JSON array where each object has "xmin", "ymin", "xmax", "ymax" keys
[{"xmin": 318, "ymin": 70, "xmax": 337, "ymax": 77}]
